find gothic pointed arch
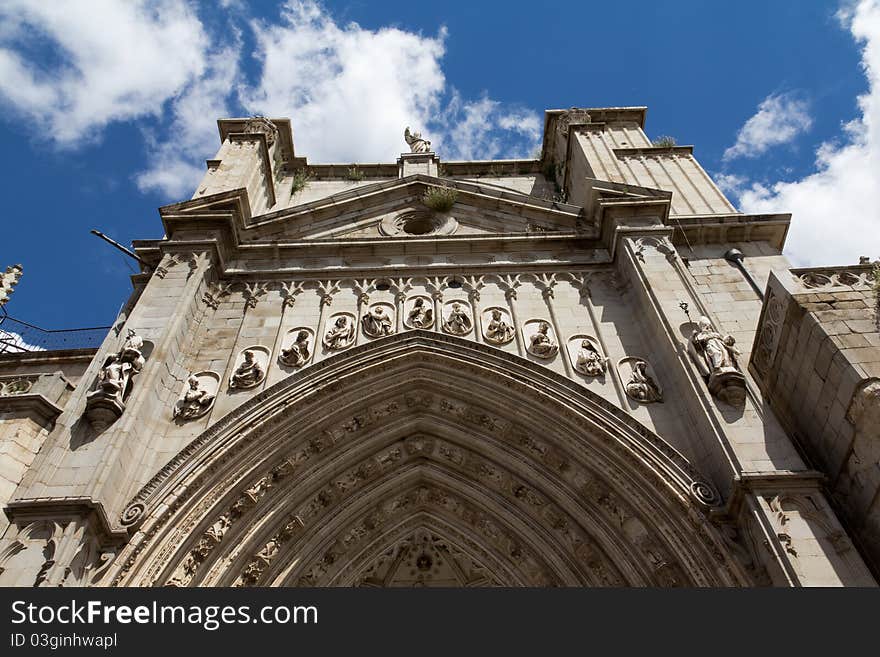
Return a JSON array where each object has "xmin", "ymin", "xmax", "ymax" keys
[{"xmin": 106, "ymin": 331, "xmax": 753, "ymax": 587}]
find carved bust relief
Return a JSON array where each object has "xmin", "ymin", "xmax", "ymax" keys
[
  {"xmin": 173, "ymin": 371, "xmax": 219, "ymax": 420},
  {"xmin": 278, "ymin": 328, "xmax": 314, "ymax": 368},
  {"xmin": 323, "ymin": 313, "xmax": 356, "ymax": 350},
  {"xmin": 441, "ymin": 301, "xmax": 473, "ymax": 336},
  {"xmin": 361, "ymin": 303, "xmax": 395, "ymax": 338},
  {"xmin": 523, "ymin": 320, "xmax": 558, "ymax": 359},
  {"xmin": 482, "ymin": 307, "xmax": 515, "ymax": 345},
  {"xmin": 229, "ymin": 347, "xmax": 269, "ymax": 390},
  {"xmin": 568, "ymin": 335, "xmax": 606, "ymax": 377},
  {"xmin": 404, "ymin": 296, "xmax": 434, "ymax": 329},
  {"xmin": 619, "ymin": 357, "xmax": 663, "ymax": 404}
]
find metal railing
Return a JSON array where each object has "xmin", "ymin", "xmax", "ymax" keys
[{"xmin": 0, "ymin": 309, "xmax": 110, "ymax": 354}]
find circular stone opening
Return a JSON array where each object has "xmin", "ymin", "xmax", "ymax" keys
[{"xmin": 402, "ymin": 215, "xmax": 436, "ymax": 235}]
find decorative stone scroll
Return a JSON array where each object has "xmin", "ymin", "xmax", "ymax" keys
[
  {"xmin": 482, "ymin": 307, "xmax": 515, "ymax": 345},
  {"xmin": 85, "ymin": 329, "xmax": 147, "ymax": 430},
  {"xmin": 361, "ymin": 303, "xmax": 395, "ymax": 338},
  {"xmin": 173, "ymin": 372, "xmax": 219, "ymax": 421},
  {"xmin": 0, "ymin": 377, "xmax": 33, "ymax": 396},
  {"xmin": 619, "ymin": 357, "xmax": 663, "ymax": 404},
  {"xmin": 228, "ymin": 347, "xmax": 269, "ymax": 390},
  {"xmin": 278, "ymin": 328, "xmax": 314, "ymax": 368},
  {"xmin": 568, "ymin": 335, "xmax": 606, "ymax": 377},
  {"xmin": 404, "ymin": 296, "xmax": 434, "ymax": 329},
  {"xmin": 323, "ymin": 313, "xmax": 356, "ymax": 350},
  {"xmin": 523, "ymin": 320, "xmax": 558, "ymax": 359},
  {"xmin": 441, "ymin": 301, "xmax": 473, "ymax": 336},
  {"xmin": 687, "ymin": 316, "xmax": 746, "ymax": 406}
]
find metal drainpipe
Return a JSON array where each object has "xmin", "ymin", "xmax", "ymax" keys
[{"xmin": 725, "ymin": 248, "xmax": 764, "ymax": 300}]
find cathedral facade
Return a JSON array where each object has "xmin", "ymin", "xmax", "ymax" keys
[{"xmin": 0, "ymin": 108, "xmax": 877, "ymax": 586}]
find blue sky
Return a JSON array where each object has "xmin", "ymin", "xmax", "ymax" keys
[{"xmin": 1, "ymin": 0, "xmax": 878, "ymax": 329}]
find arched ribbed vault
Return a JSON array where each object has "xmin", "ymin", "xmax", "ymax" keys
[{"xmin": 106, "ymin": 331, "xmax": 752, "ymax": 587}]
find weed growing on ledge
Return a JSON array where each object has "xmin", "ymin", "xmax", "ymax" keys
[
  {"xmin": 422, "ymin": 185, "xmax": 457, "ymax": 212},
  {"xmin": 290, "ymin": 170, "xmax": 311, "ymax": 196},
  {"xmin": 652, "ymin": 135, "xmax": 677, "ymax": 147}
]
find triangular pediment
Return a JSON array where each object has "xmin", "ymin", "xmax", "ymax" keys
[{"xmin": 247, "ymin": 175, "xmax": 585, "ymax": 240}]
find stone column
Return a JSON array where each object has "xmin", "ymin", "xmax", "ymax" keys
[{"xmin": 503, "ymin": 286, "xmax": 525, "ymax": 357}]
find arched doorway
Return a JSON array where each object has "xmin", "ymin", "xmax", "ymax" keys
[{"xmin": 107, "ymin": 332, "xmax": 751, "ymax": 587}]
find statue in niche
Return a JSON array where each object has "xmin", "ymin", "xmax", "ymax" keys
[
  {"xmin": 324, "ymin": 316, "xmax": 355, "ymax": 350},
  {"xmin": 279, "ymin": 330, "xmax": 311, "ymax": 367},
  {"xmin": 574, "ymin": 340, "xmax": 606, "ymax": 377},
  {"xmin": 624, "ymin": 360, "xmax": 663, "ymax": 403},
  {"xmin": 85, "ymin": 329, "xmax": 147, "ymax": 429},
  {"xmin": 362, "ymin": 306, "xmax": 394, "ymax": 337},
  {"xmin": 90, "ymin": 330, "xmax": 146, "ymax": 405},
  {"xmin": 443, "ymin": 302, "xmax": 472, "ymax": 335},
  {"xmin": 688, "ymin": 315, "xmax": 746, "ymax": 405},
  {"xmin": 527, "ymin": 322, "xmax": 558, "ymax": 358},
  {"xmin": 173, "ymin": 375, "xmax": 216, "ymax": 420},
  {"xmin": 229, "ymin": 350, "xmax": 265, "ymax": 389},
  {"xmin": 484, "ymin": 309, "xmax": 515, "ymax": 345},
  {"xmin": 404, "ymin": 127, "xmax": 431, "ymax": 153},
  {"xmin": 407, "ymin": 298, "xmax": 434, "ymax": 328}
]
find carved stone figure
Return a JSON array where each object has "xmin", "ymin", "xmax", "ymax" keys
[
  {"xmin": 362, "ymin": 306, "xmax": 394, "ymax": 337},
  {"xmin": 527, "ymin": 322, "xmax": 558, "ymax": 358},
  {"xmin": 85, "ymin": 329, "xmax": 146, "ymax": 428},
  {"xmin": 173, "ymin": 375, "xmax": 216, "ymax": 420},
  {"xmin": 574, "ymin": 340, "xmax": 606, "ymax": 377},
  {"xmin": 229, "ymin": 350, "xmax": 265, "ymax": 389},
  {"xmin": 279, "ymin": 330, "xmax": 311, "ymax": 367},
  {"xmin": 404, "ymin": 127, "xmax": 431, "ymax": 153},
  {"xmin": 624, "ymin": 359, "xmax": 663, "ymax": 403},
  {"xmin": 442, "ymin": 302, "xmax": 472, "ymax": 335},
  {"xmin": 484, "ymin": 309, "xmax": 515, "ymax": 345},
  {"xmin": 406, "ymin": 297, "xmax": 434, "ymax": 329},
  {"xmin": 324, "ymin": 316, "xmax": 355, "ymax": 350},
  {"xmin": 688, "ymin": 315, "xmax": 746, "ymax": 405}
]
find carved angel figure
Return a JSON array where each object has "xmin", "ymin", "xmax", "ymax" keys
[
  {"xmin": 229, "ymin": 350, "xmax": 265, "ymax": 389},
  {"xmin": 324, "ymin": 316, "xmax": 355, "ymax": 350},
  {"xmin": 689, "ymin": 315, "xmax": 740, "ymax": 377},
  {"xmin": 443, "ymin": 302, "xmax": 472, "ymax": 335},
  {"xmin": 407, "ymin": 297, "xmax": 434, "ymax": 328},
  {"xmin": 625, "ymin": 360, "xmax": 663, "ymax": 403},
  {"xmin": 484, "ymin": 309, "xmax": 515, "ymax": 344},
  {"xmin": 279, "ymin": 330, "xmax": 311, "ymax": 367},
  {"xmin": 173, "ymin": 375, "xmax": 215, "ymax": 420},
  {"xmin": 92, "ymin": 329, "xmax": 146, "ymax": 403},
  {"xmin": 574, "ymin": 340, "xmax": 606, "ymax": 376},
  {"xmin": 404, "ymin": 126, "xmax": 431, "ymax": 153},
  {"xmin": 527, "ymin": 322, "xmax": 558, "ymax": 358},
  {"xmin": 362, "ymin": 306, "xmax": 394, "ymax": 337}
]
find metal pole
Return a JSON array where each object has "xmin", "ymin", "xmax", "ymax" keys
[
  {"xmin": 90, "ymin": 230, "xmax": 152, "ymax": 270},
  {"xmin": 725, "ymin": 248, "xmax": 764, "ymax": 300}
]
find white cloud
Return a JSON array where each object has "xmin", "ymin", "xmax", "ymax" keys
[
  {"xmin": 136, "ymin": 45, "xmax": 241, "ymax": 198},
  {"xmin": 723, "ymin": 93, "xmax": 812, "ymax": 160},
  {"xmin": 0, "ymin": 0, "xmax": 209, "ymax": 145},
  {"xmin": 733, "ymin": 0, "xmax": 880, "ymax": 266},
  {"xmin": 241, "ymin": 0, "xmax": 541, "ymax": 165},
  {"xmin": 0, "ymin": 0, "xmax": 542, "ymax": 198}
]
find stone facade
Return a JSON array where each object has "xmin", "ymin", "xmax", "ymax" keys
[{"xmin": 0, "ymin": 107, "xmax": 876, "ymax": 587}]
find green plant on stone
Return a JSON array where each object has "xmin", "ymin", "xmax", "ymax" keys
[
  {"xmin": 652, "ymin": 135, "xmax": 677, "ymax": 147},
  {"xmin": 290, "ymin": 169, "xmax": 311, "ymax": 196},
  {"xmin": 421, "ymin": 185, "xmax": 457, "ymax": 213},
  {"xmin": 346, "ymin": 166, "xmax": 364, "ymax": 182},
  {"xmin": 872, "ymin": 262, "xmax": 880, "ymax": 329}
]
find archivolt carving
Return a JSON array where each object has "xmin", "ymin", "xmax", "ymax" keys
[{"xmin": 107, "ymin": 332, "xmax": 745, "ymax": 588}]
